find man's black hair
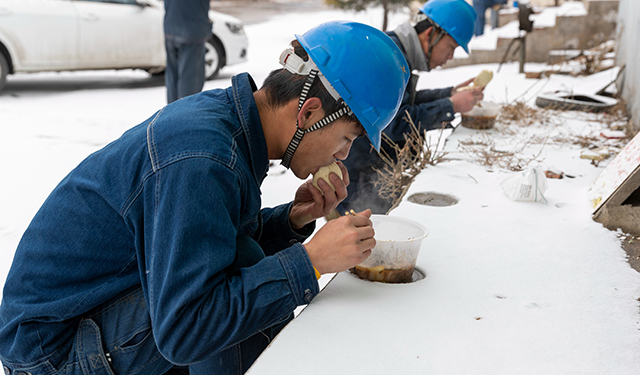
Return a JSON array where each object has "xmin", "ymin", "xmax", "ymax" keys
[{"xmin": 414, "ymin": 13, "xmax": 436, "ymax": 34}]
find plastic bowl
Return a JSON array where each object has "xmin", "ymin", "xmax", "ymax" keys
[
  {"xmin": 461, "ymin": 101, "xmax": 500, "ymax": 130},
  {"xmin": 351, "ymin": 215, "xmax": 428, "ymax": 283}
]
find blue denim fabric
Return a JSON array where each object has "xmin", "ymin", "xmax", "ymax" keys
[
  {"xmin": 164, "ymin": 38, "xmax": 206, "ymax": 103},
  {"xmin": 0, "ymin": 73, "xmax": 319, "ymax": 373},
  {"xmin": 0, "ymin": 286, "xmax": 292, "ymax": 375},
  {"xmin": 473, "ymin": 0, "xmax": 489, "ymax": 36},
  {"xmin": 473, "ymin": 0, "xmax": 507, "ymax": 36},
  {"xmin": 163, "ymin": 0, "xmax": 211, "ymax": 103},
  {"xmin": 163, "ymin": 0, "xmax": 211, "ymax": 42},
  {"xmin": 338, "ymin": 30, "xmax": 454, "ymax": 214}
]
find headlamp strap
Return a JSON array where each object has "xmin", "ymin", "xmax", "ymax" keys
[
  {"xmin": 281, "ymin": 104, "xmax": 352, "ymax": 169},
  {"xmin": 426, "ymin": 27, "xmax": 446, "ymax": 72},
  {"xmin": 281, "ymin": 69, "xmax": 318, "ymax": 169},
  {"xmin": 298, "ymin": 69, "xmax": 317, "ymax": 111},
  {"xmin": 279, "ymin": 51, "xmax": 354, "ymax": 169}
]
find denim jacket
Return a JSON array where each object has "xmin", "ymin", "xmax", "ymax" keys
[{"xmin": 0, "ymin": 73, "xmax": 319, "ymax": 366}]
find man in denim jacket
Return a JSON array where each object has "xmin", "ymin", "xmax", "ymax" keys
[
  {"xmin": 338, "ymin": 0, "xmax": 484, "ymax": 215},
  {"xmin": 0, "ymin": 22, "xmax": 409, "ymax": 375}
]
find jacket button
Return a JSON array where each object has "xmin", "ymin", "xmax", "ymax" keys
[
  {"xmin": 3, "ymin": 366, "xmax": 10, "ymax": 375},
  {"xmin": 304, "ymin": 289, "xmax": 313, "ymax": 303}
]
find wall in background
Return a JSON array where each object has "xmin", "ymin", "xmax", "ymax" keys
[{"xmin": 616, "ymin": 0, "xmax": 639, "ymax": 131}]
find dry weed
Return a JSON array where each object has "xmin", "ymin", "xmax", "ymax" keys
[
  {"xmin": 497, "ymin": 100, "xmax": 556, "ymax": 128},
  {"xmin": 458, "ymin": 133, "xmax": 545, "ymax": 172},
  {"xmin": 373, "ymin": 112, "xmax": 448, "ymax": 213}
]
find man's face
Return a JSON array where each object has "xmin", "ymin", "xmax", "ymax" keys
[
  {"xmin": 419, "ymin": 28, "xmax": 459, "ymax": 70},
  {"xmin": 289, "ymin": 118, "xmax": 364, "ymax": 179}
]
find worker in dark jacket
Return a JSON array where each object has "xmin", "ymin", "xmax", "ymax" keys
[
  {"xmin": 338, "ymin": 0, "xmax": 483, "ymax": 215},
  {"xmin": 163, "ymin": 0, "xmax": 211, "ymax": 103}
]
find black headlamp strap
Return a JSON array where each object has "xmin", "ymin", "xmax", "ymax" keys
[
  {"xmin": 282, "ymin": 70, "xmax": 317, "ymax": 168},
  {"xmin": 281, "ymin": 69, "xmax": 355, "ymax": 169},
  {"xmin": 426, "ymin": 27, "xmax": 446, "ymax": 72}
]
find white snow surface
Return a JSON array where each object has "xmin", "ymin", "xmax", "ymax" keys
[{"xmin": 1, "ymin": 4, "xmax": 639, "ymax": 374}]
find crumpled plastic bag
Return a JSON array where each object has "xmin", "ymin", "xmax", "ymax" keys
[{"xmin": 500, "ymin": 168, "xmax": 548, "ymax": 204}]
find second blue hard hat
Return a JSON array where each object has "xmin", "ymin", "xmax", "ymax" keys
[{"xmin": 421, "ymin": 0, "xmax": 477, "ymax": 53}]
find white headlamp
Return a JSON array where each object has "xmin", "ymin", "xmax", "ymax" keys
[{"xmin": 279, "ymin": 48, "xmax": 341, "ymax": 101}]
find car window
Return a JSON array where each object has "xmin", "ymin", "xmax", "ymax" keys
[{"xmin": 75, "ymin": 0, "xmax": 141, "ymax": 5}]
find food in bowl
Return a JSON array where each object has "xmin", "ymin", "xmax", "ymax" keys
[
  {"xmin": 461, "ymin": 101, "xmax": 500, "ymax": 130},
  {"xmin": 350, "ymin": 215, "xmax": 428, "ymax": 284},
  {"xmin": 352, "ymin": 264, "xmax": 416, "ymax": 283}
]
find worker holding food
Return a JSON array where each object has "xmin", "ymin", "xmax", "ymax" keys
[
  {"xmin": 0, "ymin": 21, "xmax": 409, "ymax": 375},
  {"xmin": 338, "ymin": 0, "xmax": 486, "ymax": 215}
]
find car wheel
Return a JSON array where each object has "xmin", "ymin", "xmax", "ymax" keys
[
  {"xmin": 0, "ymin": 52, "xmax": 8, "ymax": 93},
  {"xmin": 204, "ymin": 37, "xmax": 224, "ymax": 80}
]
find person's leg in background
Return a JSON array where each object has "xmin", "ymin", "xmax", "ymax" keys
[
  {"xmin": 176, "ymin": 42, "xmax": 206, "ymax": 102},
  {"xmin": 165, "ymin": 38, "xmax": 180, "ymax": 104},
  {"xmin": 491, "ymin": 5, "xmax": 501, "ymax": 29},
  {"xmin": 472, "ymin": 0, "xmax": 487, "ymax": 36}
]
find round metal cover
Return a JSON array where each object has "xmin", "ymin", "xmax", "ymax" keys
[
  {"xmin": 408, "ymin": 192, "xmax": 458, "ymax": 207},
  {"xmin": 410, "ymin": 267, "xmax": 426, "ymax": 283}
]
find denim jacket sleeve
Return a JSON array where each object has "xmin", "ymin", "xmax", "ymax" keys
[
  {"xmin": 258, "ymin": 203, "xmax": 315, "ymax": 257},
  {"xmin": 139, "ymin": 158, "xmax": 319, "ymax": 365}
]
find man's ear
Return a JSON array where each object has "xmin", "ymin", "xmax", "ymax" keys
[
  {"xmin": 297, "ymin": 97, "xmax": 324, "ymax": 130},
  {"xmin": 418, "ymin": 26, "xmax": 434, "ymax": 44}
]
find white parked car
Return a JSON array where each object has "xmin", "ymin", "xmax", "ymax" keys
[{"xmin": 0, "ymin": 0, "xmax": 248, "ymax": 92}]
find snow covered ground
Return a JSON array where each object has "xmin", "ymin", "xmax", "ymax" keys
[{"xmin": 1, "ymin": 3, "xmax": 639, "ymax": 374}]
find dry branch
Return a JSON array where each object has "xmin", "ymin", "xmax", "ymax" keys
[{"xmin": 373, "ymin": 112, "xmax": 448, "ymax": 213}]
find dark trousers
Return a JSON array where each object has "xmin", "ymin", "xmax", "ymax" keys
[{"xmin": 164, "ymin": 38, "xmax": 206, "ymax": 104}]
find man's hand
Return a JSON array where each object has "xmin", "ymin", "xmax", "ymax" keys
[
  {"xmin": 450, "ymin": 87, "xmax": 484, "ymax": 113},
  {"xmin": 304, "ymin": 209, "xmax": 375, "ymax": 274},
  {"xmin": 289, "ymin": 161, "xmax": 349, "ymax": 229},
  {"xmin": 452, "ymin": 77, "xmax": 475, "ymax": 95}
]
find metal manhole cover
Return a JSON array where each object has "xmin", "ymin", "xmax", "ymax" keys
[
  {"xmin": 409, "ymin": 267, "xmax": 426, "ymax": 283},
  {"xmin": 408, "ymin": 192, "xmax": 458, "ymax": 207}
]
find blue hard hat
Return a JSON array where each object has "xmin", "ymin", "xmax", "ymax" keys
[
  {"xmin": 295, "ymin": 21, "xmax": 410, "ymax": 151},
  {"xmin": 421, "ymin": 0, "xmax": 477, "ymax": 53}
]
